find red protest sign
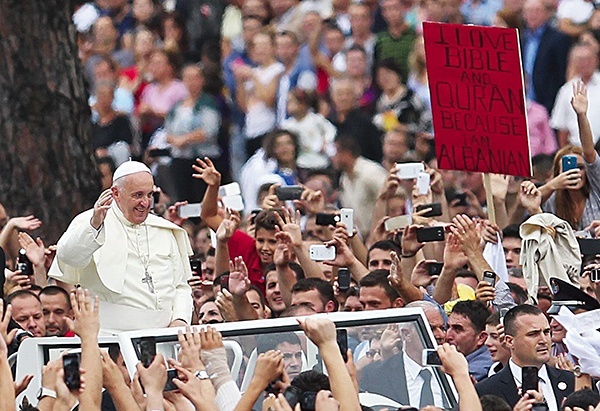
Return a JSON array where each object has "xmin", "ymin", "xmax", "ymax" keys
[{"xmin": 423, "ymin": 22, "xmax": 531, "ymax": 177}]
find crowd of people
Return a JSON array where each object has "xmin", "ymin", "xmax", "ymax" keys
[{"xmin": 3, "ymin": 0, "xmax": 600, "ymax": 409}]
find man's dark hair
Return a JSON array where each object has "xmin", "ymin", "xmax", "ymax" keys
[
  {"xmin": 479, "ymin": 395, "xmax": 512, "ymax": 411},
  {"xmin": 289, "ymin": 262, "xmax": 306, "ymax": 280},
  {"xmin": 6, "ymin": 290, "xmax": 41, "ymax": 305},
  {"xmin": 257, "ymin": 332, "xmax": 302, "ymax": 353},
  {"xmin": 247, "ymin": 285, "xmax": 266, "ymax": 309},
  {"xmin": 291, "ymin": 370, "xmax": 331, "ymax": 392},
  {"xmin": 367, "ymin": 240, "xmax": 401, "ymax": 263},
  {"xmin": 335, "ymin": 135, "xmax": 361, "ymax": 158},
  {"xmin": 39, "ymin": 286, "xmax": 72, "ymax": 310},
  {"xmin": 507, "ymin": 282, "xmax": 529, "ymax": 305},
  {"xmin": 347, "ymin": 44, "xmax": 367, "ymax": 57},
  {"xmin": 291, "ymin": 278, "xmax": 338, "ymax": 311},
  {"xmin": 562, "ymin": 388, "xmax": 600, "ymax": 409},
  {"xmin": 254, "ymin": 209, "xmax": 282, "ymax": 232},
  {"xmin": 450, "ymin": 300, "xmax": 490, "ymax": 334},
  {"xmin": 359, "ymin": 269, "xmax": 400, "ymax": 304},
  {"xmin": 502, "ymin": 224, "xmax": 521, "ymax": 240},
  {"xmin": 486, "ymin": 311, "xmax": 501, "ymax": 327},
  {"xmin": 455, "ymin": 269, "xmax": 478, "ymax": 282},
  {"xmin": 503, "ymin": 304, "xmax": 543, "ymax": 337},
  {"xmin": 279, "ymin": 305, "xmax": 317, "ymax": 317}
]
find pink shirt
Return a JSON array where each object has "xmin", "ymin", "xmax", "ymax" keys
[
  {"xmin": 140, "ymin": 80, "xmax": 188, "ymax": 115},
  {"xmin": 528, "ymin": 100, "xmax": 558, "ymax": 157}
]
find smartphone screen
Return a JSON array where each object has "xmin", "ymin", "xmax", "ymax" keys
[
  {"xmin": 63, "ymin": 354, "xmax": 81, "ymax": 390},
  {"xmin": 336, "ymin": 329, "xmax": 348, "ymax": 362},
  {"xmin": 139, "ymin": 337, "xmax": 156, "ymax": 368},
  {"xmin": 220, "ymin": 274, "xmax": 230, "ymax": 292},
  {"xmin": 337, "ymin": 269, "xmax": 351, "ymax": 292},
  {"xmin": 521, "ymin": 366, "xmax": 539, "ymax": 393}
]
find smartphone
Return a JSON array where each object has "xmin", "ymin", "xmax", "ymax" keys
[
  {"xmin": 521, "ymin": 366, "xmax": 539, "ymax": 393},
  {"xmin": 384, "ymin": 215, "xmax": 412, "ymax": 231},
  {"xmin": 578, "ymin": 238, "xmax": 600, "ymax": 255},
  {"xmin": 415, "ymin": 203, "xmax": 443, "ymax": 218},
  {"xmin": 275, "ymin": 185, "xmax": 303, "ymax": 201},
  {"xmin": 422, "ymin": 349, "xmax": 442, "ymax": 366},
  {"xmin": 220, "ymin": 274, "xmax": 230, "ymax": 292},
  {"xmin": 428, "ymin": 262, "xmax": 444, "ymax": 276},
  {"xmin": 397, "ymin": 163, "xmax": 425, "ymax": 180},
  {"xmin": 300, "ymin": 392, "xmax": 317, "ymax": 411},
  {"xmin": 148, "ymin": 148, "xmax": 171, "ymax": 158},
  {"xmin": 591, "ymin": 268, "xmax": 600, "ymax": 283},
  {"xmin": 416, "ymin": 226, "xmax": 445, "ymax": 242},
  {"xmin": 336, "ymin": 329, "xmax": 348, "ymax": 362},
  {"xmin": 222, "ymin": 194, "xmax": 245, "ymax": 211},
  {"xmin": 190, "ymin": 258, "xmax": 201, "ymax": 276},
  {"xmin": 139, "ymin": 336, "xmax": 156, "ymax": 368},
  {"xmin": 218, "ymin": 182, "xmax": 241, "ymax": 197},
  {"xmin": 316, "ymin": 213, "xmax": 340, "ymax": 226},
  {"xmin": 483, "ymin": 271, "xmax": 496, "ymax": 287},
  {"xmin": 416, "ymin": 172, "xmax": 430, "ymax": 195},
  {"xmin": 152, "ymin": 191, "xmax": 160, "ymax": 208},
  {"xmin": 562, "ymin": 155, "xmax": 578, "ymax": 173},
  {"xmin": 164, "ymin": 369, "xmax": 178, "ymax": 391},
  {"xmin": 16, "ymin": 249, "xmax": 33, "ymax": 276},
  {"xmin": 340, "ymin": 208, "xmax": 354, "ymax": 236},
  {"xmin": 309, "ymin": 244, "xmax": 336, "ymax": 261},
  {"xmin": 63, "ymin": 354, "xmax": 81, "ymax": 390},
  {"xmin": 452, "ymin": 192, "xmax": 469, "ymax": 207},
  {"xmin": 337, "ymin": 269, "xmax": 351, "ymax": 292},
  {"xmin": 284, "ymin": 385, "xmax": 303, "ymax": 408},
  {"xmin": 178, "ymin": 203, "xmax": 202, "ymax": 218}
]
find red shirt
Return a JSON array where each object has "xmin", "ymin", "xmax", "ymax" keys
[{"xmin": 228, "ymin": 230, "xmax": 264, "ymax": 293}]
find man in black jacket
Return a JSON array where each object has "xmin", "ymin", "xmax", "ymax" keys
[{"xmin": 475, "ymin": 305, "xmax": 574, "ymax": 411}]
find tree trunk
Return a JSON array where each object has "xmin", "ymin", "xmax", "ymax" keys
[{"xmin": 0, "ymin": 0, "xmax": 100, "ymax": 244}]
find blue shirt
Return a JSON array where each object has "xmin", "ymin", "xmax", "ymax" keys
[
  {"xmin": 523, "ymin": 24, "xmax": 546, "ymax": 102},
  {"xmin": 466, "ymin": 344, "xmax": 493, "ymax": 382},
  {"xmin": 460, "ymin": 0, "xmax": 502, "ymax": 26}
]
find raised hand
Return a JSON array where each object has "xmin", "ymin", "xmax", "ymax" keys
[
  {"xmin": 177, "ymin": 326, "xmax": 205, "ymax": 371},
  {"xmin": 66, "ymin": 288, "xmax": 100, "ymax": 340},
  {"xmin": 229, "ymin": 256, "xmax": 250, "ymax": 296},
  {"xmin": 216, "ymin": 211, "xmax": 240, "ymax": 243},
  {"xmin": 7, "ymin": 215, "xmax": 42, "ymax": 231},
  {"xmin": 518, "ymin": 181, "xmax": 542, "ymax": 214},
  {"xmin": 166, "ymin": 200, "xmax": 189, "ymax": 227},
  {"xmin": 0, "ymin": 303, "xmax": 17, "ymax": 347},
  {"xmin": 295, "ymin": 187, "xmax": 325, "ymax": 215},
  {"xmin": 442, "ymin": 232, "xmax": 468, "ymax": 271},
  {"xmin": 90, "ymin": 189, "xmax": 113, "ymax": 230},
  {"xmin": 571, "ymin": 80, "xmax": 588, "ymax": 115},
  {"xmin": 387, "ymin": 251, "xmax": 403, "ymax": 289},
  {"xmin": 192, "ymin": 157, "xmax": 221, "ymax": 187},
  {"xmin": 450, "ymin": 214, "xmax": 482, "ymax": 258},
  {"xmin": 18, "ymin": 232, "xmax": 46, "ymax": 267}
]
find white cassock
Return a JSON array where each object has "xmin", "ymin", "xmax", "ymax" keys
[{"xmin": 49, "ymin": 204, "xmax": 193, "ymax": 334}]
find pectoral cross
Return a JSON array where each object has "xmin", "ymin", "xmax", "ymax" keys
[{"xmin": 142, "ymin": 269, "xmax": 155, "ymax": 294}]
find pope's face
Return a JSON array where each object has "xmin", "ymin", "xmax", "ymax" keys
[{"xmin": 112, "ymin": 172, "xmax": 154, "ymax": 225}]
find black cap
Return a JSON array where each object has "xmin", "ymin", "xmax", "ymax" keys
[{"xmin": 548, "ymin": 277, "xmax": 600, "ymax": 314}]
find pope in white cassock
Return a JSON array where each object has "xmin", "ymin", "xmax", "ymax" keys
[{"xmin": 49, "ymin": 161, "xmax": 193, "ymax": 334}]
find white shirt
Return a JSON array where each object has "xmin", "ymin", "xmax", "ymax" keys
[
  {"xmin": 281, "ymin": 111, "xmax": 336, "ymax": 169},
  {"xmin": 509, "ymin": 360, "xmax": 558, "ymax": 411},
  {"xmin": 556, "ymin": 0, "xmax": 594, "ymax": 24},
  {"xmin": 244, "ymin": 62, "xmax": 285, "ymax": 139},
  {"xmin": 550, "ymin": 73, "xmax": 600, "ymax": 145},
  {"xmin": 403, "ymin": 352, "xmax": 445, "ymax": 407}
]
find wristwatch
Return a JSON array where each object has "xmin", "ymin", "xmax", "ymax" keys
[
  {"xmin": 36, "ymin": 387, "xmax": 57, "ymax": 400},
  {"xmin": 194, "ymin": 369, "xmax": 210, "ymax": 380}
]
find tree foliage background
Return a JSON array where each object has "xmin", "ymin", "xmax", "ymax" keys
[{"xmin": 0, "ymin": 0, "xmax": 100, "ymax": 243}]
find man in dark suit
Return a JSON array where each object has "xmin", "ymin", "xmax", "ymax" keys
[
  {"xmin": 521, "ymin": 0, "xmax": 572, "ymax": 116},
  {"xmin": 475, "ymin": 305, "xmax": 574, "ymax": 410}
]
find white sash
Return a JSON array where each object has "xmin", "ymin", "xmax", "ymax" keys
[{"xmin": 98, "ymin": 301, "xmax": 172, "ymax": 335}]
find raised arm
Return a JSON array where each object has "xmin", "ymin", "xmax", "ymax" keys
[
  {"xmin": 571, "ymin": 81, "xmax": 596, "ymax": 163},
  {"xmin": 194, "ymin": 157, "xmax": 223, "ymax": 231}
]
